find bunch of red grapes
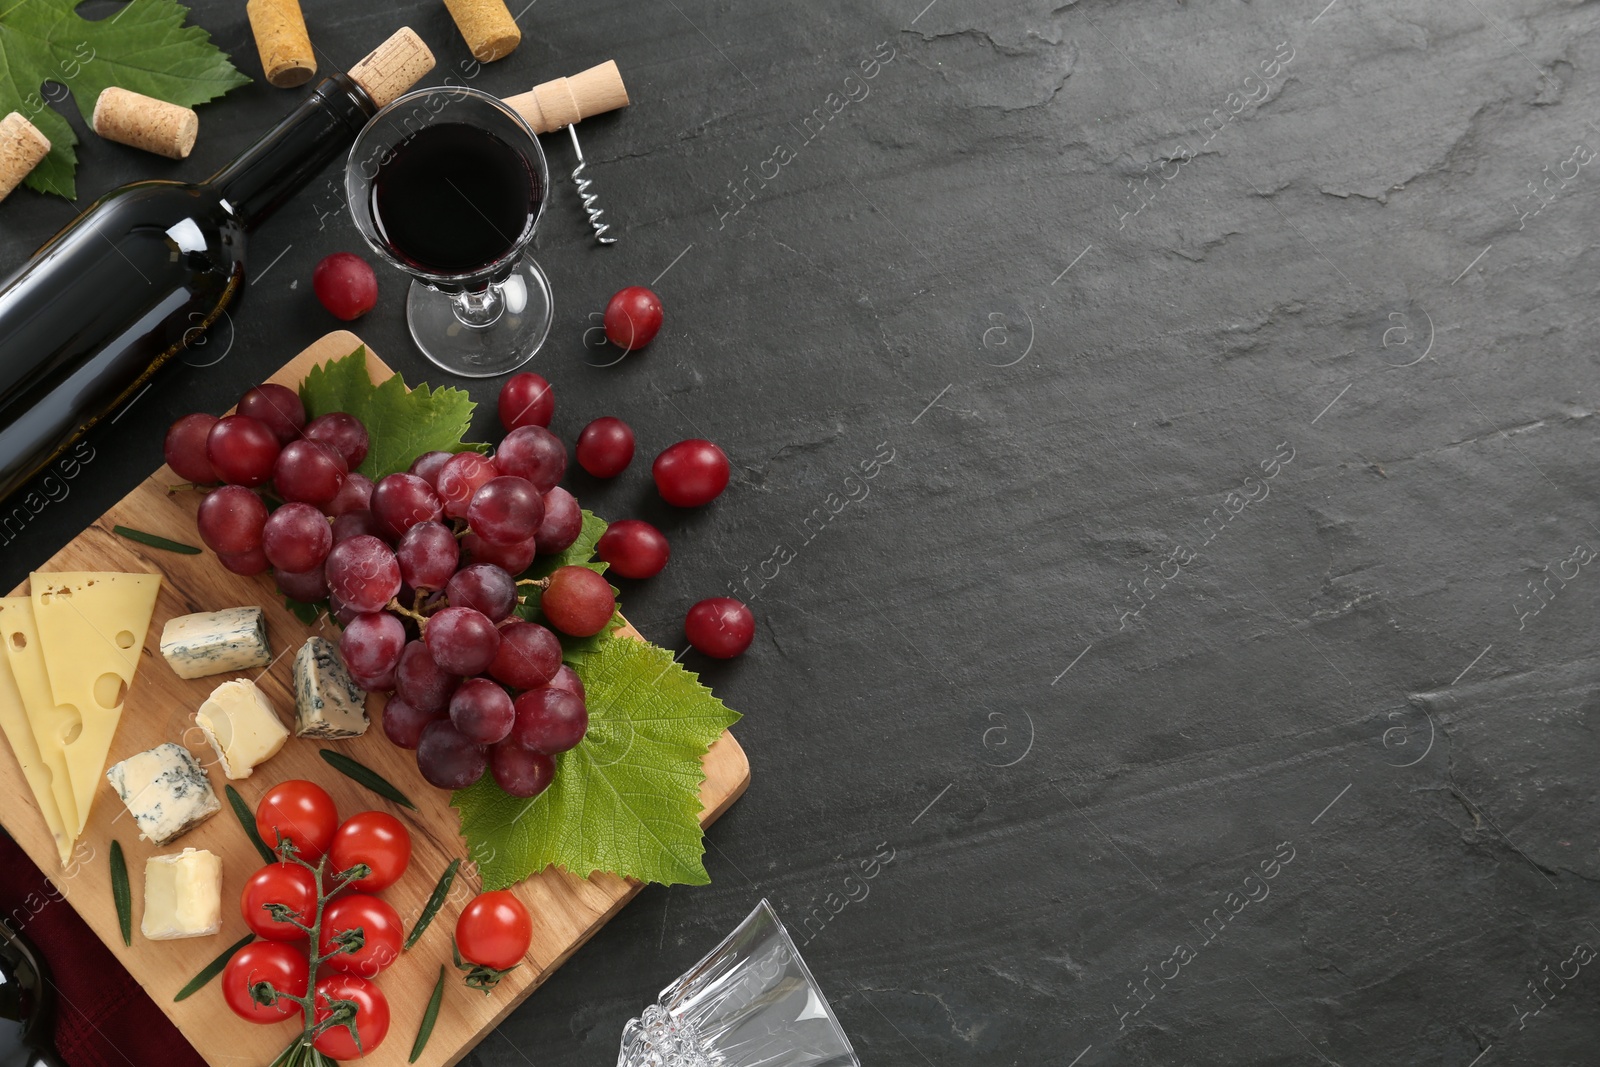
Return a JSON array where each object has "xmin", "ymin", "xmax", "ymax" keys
[{"xmin": 163, "ymin": 369, "xmax": 751, "ymax": 801}]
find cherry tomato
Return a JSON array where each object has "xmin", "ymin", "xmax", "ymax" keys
[
  {"xmin": 255, "ymin": 780, "xmax": 339, "ymax": 863},
  {"xmin": 318, "ymin": 892, "xmax": 404, "ymax": 978},
  {"xmin": 328, "ymin": 811, "xmax": 412, "ymax": 892},
  {"xmin": 455, "ymin": 890, "xmax": 533, "ymax": 971},
  {"xmin": 240, "ymin": 862, "xmax": 318, "ymax": 941},
  {"xmin": 312, "ymin": 974, "xmax": 390, "ymax": 1060},
  {"xmin": 222, "ymin": 940, "xmax": 309, "ymax": 1024},
  {"xmin": 603, "ymin": 286, "xmax": 664, "ymax": 351}
]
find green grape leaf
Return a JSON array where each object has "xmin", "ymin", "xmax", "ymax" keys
[
  {"xmin": 452, "ymin": 635, "xmax": 741, "ymax": 888},
  {"xmin": 2, "ymin": 0, "xmax": 250, "ymax": 199},
  {"xmin": 300, "ymin": 347, "xmax": 487, "ymax": 479}
]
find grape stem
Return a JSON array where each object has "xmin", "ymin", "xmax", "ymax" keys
[
  {"xmin": 515, "ymin": 578, "xmax": 550, "ymax": 590},
  {"xmin": 387, "ymin": 597, "xmax": 431, "ymax": 627}
]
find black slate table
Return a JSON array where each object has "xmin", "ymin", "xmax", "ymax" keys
[{"xmin": 3, "ymin": 1, "xmax": 1597, "ymax": 1064}]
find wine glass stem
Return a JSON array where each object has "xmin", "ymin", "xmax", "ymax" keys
[{"xmin": 452, "ymin": 284, "xmax": 505, "ymax": 328}]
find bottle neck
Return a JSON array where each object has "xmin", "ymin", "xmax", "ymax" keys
[{"xmin": 208, "ymin": 74, "xmax": 374, "ymax": 231}]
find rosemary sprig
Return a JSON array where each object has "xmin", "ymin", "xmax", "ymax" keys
[
  {"xmin": 112, "ymin": 524, "xmax": 201, "ymax": 554},
  {"xmin": 404, "ymin": 859, "xmax": 460, "ymax": 951},
  {"xmin": 109, "ymin": 840, "xmax": 131, "ymax": 946},
  {"xmin": 319, "ymin": 749, "xmax": 417, "ymax": 810}
]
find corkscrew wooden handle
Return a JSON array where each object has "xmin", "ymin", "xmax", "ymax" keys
[{"xmin": 504, "ymin": 61, "xmax": 629, "ymax": 134}]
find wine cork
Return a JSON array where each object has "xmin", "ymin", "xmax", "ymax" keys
[
  {"xmin": 504, "ymin": 61, "xmax": 629, "ymax": 134},
  {"xmin": 0, "ymin": 112, "xmax": 49, "ymax": 202},
  {"xmin": 442, "ymin": 0, "xmax": 521, "ymax": 63},
  {"xmin": 349, "ymin": 26, "xmax": 437, "ymax": 109},
  {"xmin": 246, "ymin": 0, "xmax": 316, "ymax": 88},
  {"xmin": 91, "ymin": 88, "xmax": 198, "ymax": 160}
]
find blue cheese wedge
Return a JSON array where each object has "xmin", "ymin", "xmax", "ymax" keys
[
  {"xmin": 160, "ymin": 607, "xmax": 272, "ymax": 680},
  {"xmin": 141, "ymin": 847, "xmax": 221, "ymax": 940},
  {"xmin": 105, "ymin": 742, "xmax": 220, "ymax": 845},
  {"xmin": 194, "ymin": 678, "xmax": 289, "ymax": 779},
  {"xmin": 293, "ymin": 636, "xmax": 369, "ymax": 739}
]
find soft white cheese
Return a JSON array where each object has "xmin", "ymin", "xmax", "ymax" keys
[
  {"xmin": 141, "ymin": 847, "xmax": 222, "ymax": 940},
  {"xmin": 293, "ymin": 637, "xmax": 368, "ymax": 739},
  {"xmin": 105, "ymin": 742, "xmax": 220, "ymax": 845},
  {"xmin": 194, "ymin": 678, "xmax": 289, "ymax": 779},
  {"xmin": 160, "ymin": 607, "xmax": 272, "ymax": 680}
]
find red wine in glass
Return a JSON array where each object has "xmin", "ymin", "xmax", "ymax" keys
[{"xmin": 371, "ymin": 122, "xmax": 540, "ymax": 276}]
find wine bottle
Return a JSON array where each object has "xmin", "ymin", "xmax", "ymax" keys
[
  {"xmin": 0, "ymin": 919, "xmax": 62, "ymax": 1067},
  {"xmin": 0, "ymin": 28, "xmax": 435, "ymax": 507}
]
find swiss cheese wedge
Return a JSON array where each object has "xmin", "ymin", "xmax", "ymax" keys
[
  {"xmin": 0, "ymin": 597, "xmax": 81, "ymax": 849},
  {"xmin": 0, "ymin": 640, "xmax": 73, "ymax": 865}
]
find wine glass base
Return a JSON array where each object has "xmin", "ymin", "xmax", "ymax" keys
[{"xmin": 405, "ymin": 258, "xmax": 553, "ymax": 378}]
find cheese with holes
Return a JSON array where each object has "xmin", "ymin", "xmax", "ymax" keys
[
  {"xmin": 105, "ymin": 742, "xmax": 219, "ymax": 845},
  {"xmin": 141, "ymin": 847, "xmax": 221, "ymax": 940},
  {"xmin": 0, "ymin": 597, "xmax": 82, "ymax": 842},
  {"xmin": 194, "ymin": 678, "xmax": 288, "ymax": 779},
  {"xmin": 29, "ymin": 571, "xmax": 160, "ymax": 835},
  {"xmin": 160, "ymin": 607, "xmax": 272, "ymax": 680},
  {"xmin": 293, "ymin": 637, "xmax": 368, "ymax": 738},
  {"xmin": 0, "ymin": 646, "xmax": 72, "ymax": 865}
]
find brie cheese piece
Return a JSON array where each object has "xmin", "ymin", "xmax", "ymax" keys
[
  {"xmin": 141, "ymin": 847, "xmax": 222, "ymax": 940},
  {"xmin": 194, "ymin": 678, "xmax": 288, "ymax": 779}
]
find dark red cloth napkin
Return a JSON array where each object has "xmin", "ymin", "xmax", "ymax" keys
[{"xmin": 0, "ymin": 830, "xmax": 206, "ymax": 1067}]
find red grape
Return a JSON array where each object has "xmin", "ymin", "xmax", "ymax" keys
[
  {"xmin": 540, "ymin": 566, "xmax": 614, "ymax": 637},
  {"xmin": 371, "ymin": 472, "xmax": 443, "ymax": 541},
  {"xmin": 488, "ymin": 621, "xmax": 561, "ymax": 690},
  {"xmin": 409, "ymin": 450, "xmax": 452, "ymax": 488},
  {"xmin": 534, "ymin": 487, "xmax": 582, "ymax": 554},
  {"xmin": 549, "ymin": 664, "xmax": 585, "ymax": 701},
  {"xmin": 273, "ymin": 439, "xmax": 348, "ymax": 506},
  {"xmin": 397, "ymin": 521, "xmax": 459, "ymax": 591},
  {"xmin": 416, "ymin": 720, "xmax": 486, "ymax": 789},
  {"xmin": 380, "ymin": 696, "xmax": 442, "ymax": 750},
  {"xmin": 489, "ymin": 743, "xmax": 554, "ymax": 798},
  {"xmin": 261, "ymin": 501, "xmax": 333, "ymax": 573},
  {"xmin": 325, "ymin": 535, "xmax": 401, "ymax": 614},
  {"xmin": 449, "ymin": 678, "xmax": 514, "ymax": 745},
  {"xmin": 509, "ymin": 687, "xmax": 588, "ymax": 754},
  {"xmin": 497, "ymin": 372, "xmax": 554, "ymax": 431},
  {"xmin": 463, "ymin": 531, "xmax": 538, "ymax": 574},
  {"xmin": 575, "ymin": 417, "xmax": 634, "ymax": 478},
  {"xmin": 312, "ymin": 252, "xmax": 378, "ymax": 321},
  {"xmin": 218, "ymin": 547, "xmax": 271, "ymax": 576},
  {"xmin": 493, "ymin": 426, "xmax": 566, "ymax": 494},
  {"xmin": 324, "ymin": 472, "xmax": 374, "ymax": 516},
  {"xmin": 332, "ymin": 509, "xmax": 383, "ymax": 543},
  {"xmin": 653, "ymin": 440, "xmax": 729, "ymax": 507},
  {"xmin": 685, "ymin": 598, "xmax": 755, "ymax": 658},
  {"xmin": 340, "ymin": 611, "xmax": 406, "ymax": 690},
  {"xmin": 436, "ymin": 453, "xmax": 498, "ymax": 519},
  {"xmin": 207, "ymin": 415, "xmax": 280, "ymax": 487},
  {"xmin": 197, "ymin": 484, "xmax": 268, "ymax": 554},
  {"xmin": 305, "ymin": 412, "xmax": 370, "ymax": 469},
  {"xmin": 467, "ymin": 477, "xmax": 543, "ymax": 545},
  {"xmin": 275, "ymin": 564, "xmax": 328, "ymax": 603},
  {"xmin": 237, "ymin": 384, "xmax": 306, "ymax": 445},
  {"xmin": 603, "ymin": 286, "xmax": 663, "ymax": 351},
  {"xmin": 164, "ymin": 413, "xmax": 219, "ymax": 483},
  {"xmin": 445, "ymin": 563, "xmax": 517, "ymax": 622},
  {"xmin": 396, "ymin": 640, "xmax": 458, "ymax": 713},
  {"xmin": 425, "ymin": 606, "xmax": 500, "ymax": 675},
  {"xmin": 595, "ymin": 520, "xmax": 669, "ymax": 579}
]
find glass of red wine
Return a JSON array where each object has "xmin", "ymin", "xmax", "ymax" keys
[{"xmin": 346, "ymin": 86, "xmax": 551, "ymax": 377}]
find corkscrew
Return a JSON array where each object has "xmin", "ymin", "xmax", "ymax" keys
[{"xmin": 567, "ymin": 124, "xmax": 617, "ymax": 245}]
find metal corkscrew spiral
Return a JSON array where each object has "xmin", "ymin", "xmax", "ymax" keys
[{"xmin": 567, "ymin": 124, "xmax": 617, "ymax": 245}]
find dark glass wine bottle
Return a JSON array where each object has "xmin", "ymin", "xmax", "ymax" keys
[
  {"xmin": 0, "ymin": 28, "xmax": 431, "ymax": 507},
  {"xmin": 0, "ymin": 920, "xmax": 62, "ymax": 1067}
]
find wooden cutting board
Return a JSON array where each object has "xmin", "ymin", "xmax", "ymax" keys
[{"xmin": 0, "ymin": 331, "xmax": 750, "ymax": 1067}]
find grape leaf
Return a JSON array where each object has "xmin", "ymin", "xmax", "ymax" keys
[
  {"xmin": 300, "ymin": 347, "xmax": 487, "ymax": 479},
  {"xmin": 2, "ymin": 0, "xmax": 250, "ymax": 198},
  {"xmin": 452, "ymin": 635, "xmax": 740, "ymax": 888}
]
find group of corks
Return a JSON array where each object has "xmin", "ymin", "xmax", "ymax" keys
[{"xmin": 0, "ymin": 0, "xmax": 528, "ymax": 202}]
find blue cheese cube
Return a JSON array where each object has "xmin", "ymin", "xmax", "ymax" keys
[
  {"xmin": 293, "ymin": 637, "xmax": 368, "ymax": 739},
  {"xmin": 105, "ymin": 743, "xmax": 220, "ymax": 845},
  {"xmin": 159, "ymin": 607, "xmax": 272, "ymax": 680}
]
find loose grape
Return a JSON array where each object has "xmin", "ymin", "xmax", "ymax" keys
[
  {"xmin": 436, "ymin": 453, "xmax": 498, "ymax": 519},
  {"xmin": 324, "ymin": 472, "xmax": 374, "ymax": 517},
  {"xmin": 380, "ymin": 696, "xmax": 442, "ymax": 750},
  {"xmin": 449, "ymin": 678, "xmax": 515, "ymax": 745},
  {"xmin": 340, "ymin": 611, "xmax": 406, "ymax": 690},
  {"xmin": 207, "ymin": 415, "xmax": 281, "ymax": 487},
  {"xmin": 510, "ymin": 687, "xmax": 588, "ymax": 754},
  {"xmin": 489, "ymin": 743, "xmax": 554, "ymax": 798},
  {"xmin": 652, "ymin": 439, "xmax": 729, "ymax": 507},
  {"xmin": 332, "ymin": 509, "xmax": 383, "ymax": 544},
  {"xmin": 463, "ymin": 532, "xmax": 538, "ymax": 574},
  {"xmin": 575, "ymin": 417, "xmax": 634, "ymax": 478},
  {"xmin": 685, "ymin": 597, "xmax": 755, "ymax": 659},
  {"xmin": 488, "ymin": 621, "xmax": 561, "ymax": 690},
  {"xmin": 595, "ymin": 519, "xmax": 669, "ymax": 579},
  {"xmin": 540, "ymin": 566, "xmax": 615, "ymax": 637},
  {"xmin": 261, "ymin": 501, "xmax": 333, "ymax": 573},
  {"xmin": 237, "ymin": 384, "xmax": 306, "ymax": 445},
  {"xmin": 493, "ymin": 426, "xmax": 566, "ymax": 494},
  {"xmin": 548, "ymin": 664, "xmax": 585, "ymax": 701},
  {"xmin": 312, "ymin": 252, "xmax": 379, "ymax": 321},
  {"xmin": 467, "ymin": 476, "xmax": 543, "ymax": 545},
  {"xmin": 275, "ymin": 564, "xmax": 329, "ymax": 603},
  {"xmin": 533, "ymin": 487, "xmax": 582, "ymax": 555},
  {"xmin": 325, "ymin": 535, "xmax": 401, "ymax": 614},
  {"xmin": 416, "ymin": 720, "xmax": 486, "ymax": 789},
  {"xmin": 425, "ymin": 606, "xmax": 500, "ymax": 675},
  {"xmin": 164, "ymin": 413, "xmax": 219, "ymax": 484},
  {"xmin": 497, "ymin": 372, "xmax": 554, "ymax": 431},
  {"xmin": 305, "ymin": 412, "xmax": 370, "ymax": 469},
  {"xmin": 395, "ymin": 640, "xmax": 458, "ymax": 713},
  {"xmin": 218, "ymin": 547, "xmax": 271, "ymax": 576},
  {"xmin": 273, "ymin": 439, "xmax": 348, "ymax": 506},
  {"xmin": 371, "ymin": 473, "xmax": 443, "ymax": 541},
  {"xmin": 409, "ymin": 451, "xmax": 452, "ymax": 488},
  {"xmin": 397, "ymin": 521, "xmax": 459, "ymax": 591},
  {"xmin": 445, "ymin": 563, "xmax": 517, "ymax": 622},
  {"xmin": 197, "ymin": 484, "xmax": 268, "ymax": 554},
  {"xmin": 603, "ymin": 286, "xmax": 663, "ymax": 351}
]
